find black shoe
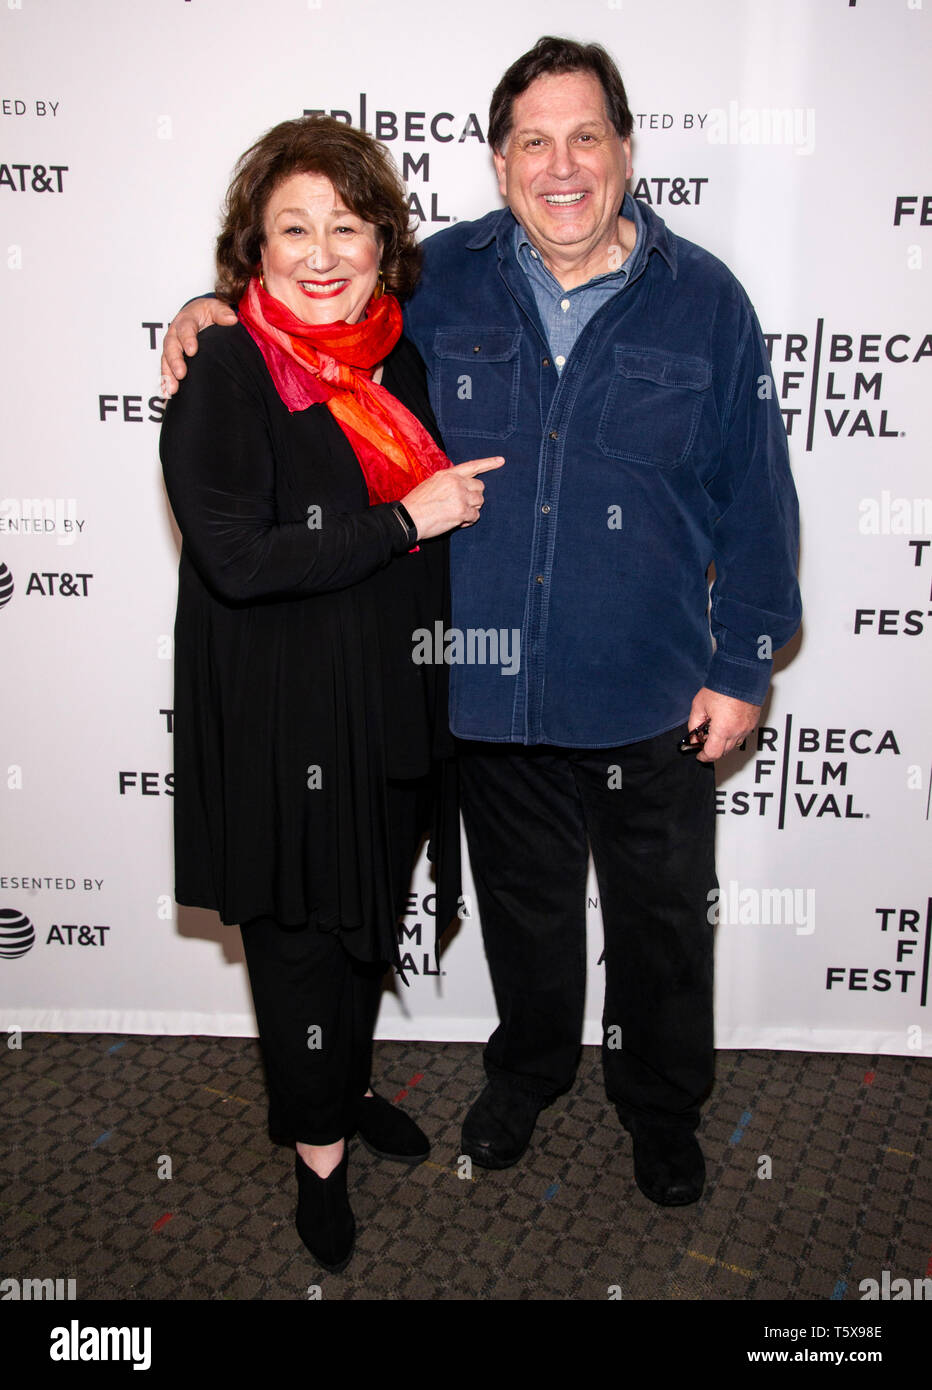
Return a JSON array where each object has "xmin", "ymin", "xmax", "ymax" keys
[
  {"xmin": 627, "ymin": 1121, "xmax": 706, "ymax": 1206},
  {"xmin": 352, "ymin": 1091, "xmax": 430, "ymax": 1165},
  {"xmin": 294, "ymin": 1148, "xmax": 355, "ymax": 1273},
  {"xmin": 461, "ymin": 1082, "xmax": 548, "ymax": 1170}
]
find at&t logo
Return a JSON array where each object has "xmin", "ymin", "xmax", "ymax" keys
[
  {"xmin": 0, "ymin": 564, "xmax": 93, "ymax": 601},
  {"xmin": 0, "ymin": 908, "xmax": 35, "ymax": 958}
]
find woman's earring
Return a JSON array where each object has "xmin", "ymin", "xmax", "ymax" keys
[{"xmin": 372, "ymin": 269, "xmax": 385, "ymax": 300}]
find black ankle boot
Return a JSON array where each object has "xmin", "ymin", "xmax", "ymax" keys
[
  {"xmin": 294, "ymin": 1148, "xmax": 355, "ymax": 1273},
  {"xmin": 353, "ymin": 1091, "xmax": 430, "ymax": 1164}
]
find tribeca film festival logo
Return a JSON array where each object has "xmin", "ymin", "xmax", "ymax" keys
[
  {"xmin": 853, "ymin": 529, "xmax": 932, "ymax": 640},
  {"xmin": 303, "ymin": 96, "xmax": 479, "ymax": 226},
  {"xmin": 0, "ymin": 498, "xmax": 85, "ymax": 546},
  {"xmin": 411, "ymin": 622, "xmax": 520, "ymax": 676},
  {"xmin": 397, "ymin": 889, "xmax": 450, "ymax": 979},
  {"xmin": 715, "ymin": 716, "xmax": 901, "ymax": 825},
  {"xmin": 710, "ymin": 888, "xmax": 932, "ymax": 1010},
  {"xmin": 764, "ymin": 325, "xmax": 930, "ymax": 453},
  {"xmin": 395, "ymin": 889, "xmax": 472, "ymax": 977},
  {"xmin": 102, "ymin": 322, "xmax": 194, "ymax": 428},
  {"xmin": 826, "ymin": 900, "xmax": 932, "ymax": 1004},
  {"xmin": 117, "ymin": 708, "xmax": 175, "ymax": 800},
  {"xmin": 0, "ymin": 562, "xmax": 92, "ymax": 601}
]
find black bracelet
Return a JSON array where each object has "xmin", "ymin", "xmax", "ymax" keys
[{"xmin": 391, "ymin": 501, "xmax": 418, "ymax": 548}]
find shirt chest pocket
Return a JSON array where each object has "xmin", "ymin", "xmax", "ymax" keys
[
  {"xmin": 597, "ymin": 346, "xmax": 712, "ymax": 469},
  {"xmin": 434, "ymin": 328, "xmax": 521, "ymax": 439}
]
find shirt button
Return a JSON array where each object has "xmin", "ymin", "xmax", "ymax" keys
[
  {"xmin": 542, "ymin": 357, "xmax": 550, "ymax": 368},
  {"xmin": 560, "ymin": 298, "xmax": 570, "ymax": 312},
  {"xmin": 549, "ymin": 430, "xmax": 559, "ymax": 440},
  {"xmin": 541, "ymin": 504, "xmax": 551, "ymax": 514},
  {"xmin": 535, "ymin": 575, "xmax": 544, "ymax": 584},
  {"xmin": 472, "ymin": 345, "xmax": 481, "ymax": 353},
  {"xmin": 555, "ymin": 354, "xmax": 566, "ymax": 367}
]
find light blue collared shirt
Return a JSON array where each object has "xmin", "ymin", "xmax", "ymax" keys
[{"xmin": 514, "ymin": 192, "xmax": 646, "ymax": 372}]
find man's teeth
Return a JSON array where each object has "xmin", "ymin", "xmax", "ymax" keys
[{"xmin": 544, "ymin": 192, "xmax": 586, "ymax": 204}]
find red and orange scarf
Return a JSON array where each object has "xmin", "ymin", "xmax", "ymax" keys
[{"xmin": 237, "ymin": 277, "xmax": 451, "ymax": 505}]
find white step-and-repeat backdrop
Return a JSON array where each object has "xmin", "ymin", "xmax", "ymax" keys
[{"xmin": 1, "ymin": 0, "xmax": 930, "ymax": 1055}]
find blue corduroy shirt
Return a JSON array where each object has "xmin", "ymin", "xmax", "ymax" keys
[{"xmin": 405, "ymin": 196, "xmax": 801, "ymax": 748}]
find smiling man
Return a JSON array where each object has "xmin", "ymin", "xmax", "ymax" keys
[
  {"xmin": 489, "ymin": 66, "xmax": 635, "ymax": 290},
  {"xmin": 160, "ymin": 35, "xmax": 801, "ymax": 1208},
  {"xmin": 403, "ymin": 36, "xmax": 800, "ymax": 1204}
]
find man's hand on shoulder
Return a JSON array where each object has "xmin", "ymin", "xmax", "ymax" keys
[
  {"xmin": 159, "ymin": 298, "xmax": 238, "ymax": 398},
  {"xmin": 687, "ymin": 688, "xmax": 761, "ymax": 763}
]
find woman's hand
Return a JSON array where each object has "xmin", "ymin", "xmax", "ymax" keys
[
  {"xmin": 401, "ymin": 457, "xmax": 504, "ymax": 540},
  {"xmin": 160, "ymin": 298, "xmax": 237, "ymax": 397}
]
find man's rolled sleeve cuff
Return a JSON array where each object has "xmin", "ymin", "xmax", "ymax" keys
[{"xmin": 704, "ymin": 650, "xmax": 773, "ymax": 706}]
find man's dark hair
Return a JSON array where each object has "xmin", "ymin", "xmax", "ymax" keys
[{"xmin": 488, "ymin": 36, "xmax": 633, "ymax": 154}]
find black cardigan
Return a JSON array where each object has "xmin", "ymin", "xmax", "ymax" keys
[{"xmin": 159, "ymin": 322, "xmax": 459, "ymax": 965}]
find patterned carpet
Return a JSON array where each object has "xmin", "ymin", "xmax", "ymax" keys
[{"xmin": 3, "ymin": 1034, "xmax": 930, "ymax": 1303}]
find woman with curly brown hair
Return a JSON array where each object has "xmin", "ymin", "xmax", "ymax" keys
[{"xmin": 160, "ymin": 116, "xmax": 502, "ymax": 1273}]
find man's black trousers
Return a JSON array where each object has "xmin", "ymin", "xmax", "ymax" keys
[{"xmin": 457, "ymin": 725, "xmax": 718, "ymax": 1132}]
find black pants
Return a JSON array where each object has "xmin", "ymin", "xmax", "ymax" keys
[
  {"xmin": 457, "ymin": 726, "xmax": 717, "ymax": 1131},
  {"xmin": 240, "ymin": 776, "xmax": 431, "ymax": 1147}
]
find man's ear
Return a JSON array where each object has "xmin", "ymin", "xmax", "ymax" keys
[
  {"xmin": 621, "ymin": 136, "xmax": 633, "ymax": 182},
  {"xmin": 492, "ymin": 147, "xmax": 508, "ymax": 201}
]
